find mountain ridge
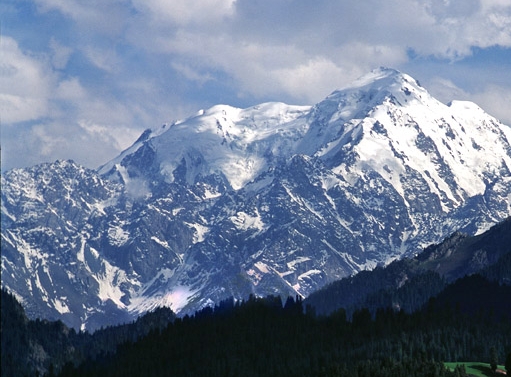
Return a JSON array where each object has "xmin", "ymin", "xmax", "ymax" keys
[
  {"xmin": 2, "ymin": 67, "xmax": 511, "ymax": 329},
  {"xmin": 304, "ymin": 217, "xmax": 511, "ymax": 316}
]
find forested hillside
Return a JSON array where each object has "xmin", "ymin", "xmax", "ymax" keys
[
  {"xmin": 0, "ymin": 289, "xmax": 175, "ymax": 377},
  {"xmin": 56, "ymin": 282, "xmax": 511, "ymax": 377},
  {"xmin": 305, "ymin": 218, "xmax": 511, "ymax": 316},
  {"xmin": 2, "ymin": 275, "xmax": 510, "ymax": 377},
  {"xmin": 2, "ymin": 219, "xmax": 510, "ymax": 377}
]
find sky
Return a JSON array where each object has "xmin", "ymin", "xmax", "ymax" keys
[{"xmin": 1, "ymin": 0, "xmax": 511, "ymax": 171}]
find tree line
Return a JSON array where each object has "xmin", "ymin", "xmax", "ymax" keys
[
  {"xmin": 57, "ymin": 275, "xmax": 511, "ymax": 377},
  {"xmin": 2, "ymin": 274, "xmax": 510, "ymax": 377}
]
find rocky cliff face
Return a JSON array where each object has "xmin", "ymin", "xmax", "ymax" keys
[{"xmin": 2, "ymin": 68, "xmax": 511, "ymax": 330}]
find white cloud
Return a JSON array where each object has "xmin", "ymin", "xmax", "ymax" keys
[
  {"xmin": 28, "ymin": 0, "xmax": 511, "ymax": 105},
  {"xmin": 419, "ymin": 0, "xmax": 511, "ymax": 57},
  {"xmin": 78, "ymin": 120, "xmax": 140, "ymax": 152},
  {"xmin": 32, "ymin": 124, "xmax": 68, "ymax": 157},
  {"xmin": 0, "ymin": 36, "xmax": 53, "ymax": 123},
  {"xmin": 2, "ymin": 0, "xmax": 511, "ymax": 171},
  {"xmin": 426, "ymin": 77, "xmax": 469, "ymax": 104},
  {"xmin": 271, "ymin": 58, "xmax": 347, "ymax": 103},
  {"xmin": 56, "ymin": 78, "xmax": 87, "ymax": 100},
  {"xmin": 49, "ymin": 38, "xmax": 73, "ymax": 70},
  {"xmin": 34, "ymin": 0, "xmax": 131, "ymax": 38},
  {"xmin": 471, "ymin": 85, "xmax": 511, "ymax": 126},
  {"xmin": 426, "ymin": 77, "xmax": 511, "ymax": 126},
  {"xmin": 1, "ymin": 35, "xmax": 150, "ymax": 170},
  {"xmin": 126, "ymin": 0, "xmax": 510, "ymax": 103},
  {"xmin": 83, "ymin": 46, "xmax": 120, "ymax": 73},
  {"xmin": 132, "ymin": 0, "xmax": 235, "ymax": 26},
  {"xmin": 35, "ymin": 0, "xmax": 94, "ymax": 20},
  {"xmin": 170, "ymin": 62, "xmax": 214, "ymax": 85}
]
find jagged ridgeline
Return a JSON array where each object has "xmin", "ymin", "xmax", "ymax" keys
[{"xmin": 2, "ymin": 68, "xmax": 511, "ymax": 330}]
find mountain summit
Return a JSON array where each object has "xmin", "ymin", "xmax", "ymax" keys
[{"xmin": 2, "ymin": 68, "xmax": 511, "ymax": 329}]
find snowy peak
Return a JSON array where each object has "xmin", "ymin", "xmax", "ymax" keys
[
  {"xmin": 349, "ymin": 67, "xmax": 423, "ymax": 91},
  {"xmin": 99, "ymin": 102, "xmax": 310, "ymax": 190},
  {"xmin": 100, "ymin": 66, "xmax": 511, "ymax": 231},
  {"xmin": 314, "ymin": 67, "xmax": 428, "ymax": 121},
  {"xmin": 301, "ymin": 68, "xmax": 511, "ymax": 216},
  {"xmin": 293, "ymin": 68, "xmax": 434, "ymax": 157},
  {"xmin": 99, "ymin": 68, "xmax": 433, "ymax": 192}
]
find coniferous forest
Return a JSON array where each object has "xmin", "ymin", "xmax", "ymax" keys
[{"xmin": 2, "ymin": 273, "xmax": 511, "ymax": 377}]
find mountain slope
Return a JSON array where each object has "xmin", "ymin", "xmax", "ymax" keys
[
  {"xmin": 0, "ymin": 288, "xmax": 175, "ymax": 377},
  {"xmin": 2, "ymin": 68, "xmax": 511, "ymax": 329},
  {"xmin": 304, "ymin": 217, "xmax": 511, "ymax": 316}
]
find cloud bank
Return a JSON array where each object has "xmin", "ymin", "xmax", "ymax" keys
[{"xmin": 1, "ymin": 0, "xmax": 510, "ymax": 170}]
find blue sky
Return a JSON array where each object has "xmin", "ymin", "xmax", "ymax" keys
[{"xmin": 2, "ymin": 0, "xmax": 511, "ymax": 171}]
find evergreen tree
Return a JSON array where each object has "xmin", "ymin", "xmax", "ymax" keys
[
  {"xmin": 505, "ymin": 352, "xmax": 511, "ymax": 375},
  {"xmin": 453, "ymin": 364, "xmax": 467, "ymax": 377},
  {"xmin": 490, "ymin": 346, "xmax": 498, "ymax": 373}
]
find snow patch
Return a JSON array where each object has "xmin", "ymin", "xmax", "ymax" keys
[
  {"xmin": 151, "ymin": 236, "xmax": 170, "ymax": 249},
  {"xmin": 185, "ymin": 222, "xmax": 209, "ymax": 243},
  {"xmin": 53, "ymin": 297, "xmax": 70, "ymax": 314},
  {"xmin": 246, "ymin": 261, "xmax": 272, "ymax": 285},
  {"xmin": 172, "ymin": 207, "xmax": 184, "ymax": 216},
  {"xmin": 95, "ymin": 260, "xmax": 131, "ymax": 309},
  {"xmin": 287, "ymin": 257, "xmax": 311, "ymax": 270},
  {"xmin": 77, "ymin": 239, "xmax": 85, "ymax": 263},
  {"xmin": 108, "ymin": 226, "xmax": 130, "ymax": 247},
  {"xmin": 130, "ymin": 285, "xmax": 196, "ymax": 314},
  {"xmin": 255, "ymin": 261, "xmax": 270, "ymax": 273},
  {"xmin": 164, "ymin": 286, "xmax": 194, "ymax": 312},
  {"xmin": 203, "ymin": 187, "xmax": 222, "ymax": 199},
  {"xmin": 230, "ymin": 211, "xmax": 266, "ymax": 232}
]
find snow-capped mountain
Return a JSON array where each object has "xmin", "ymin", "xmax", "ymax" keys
[{"xmin": 2, "ymin": 68, "xmax": 511, "ymax": 330}]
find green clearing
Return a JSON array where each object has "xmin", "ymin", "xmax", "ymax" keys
[{"xmin": 444, "ymin": 362, "xmax": 506, "ymax": 376}]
